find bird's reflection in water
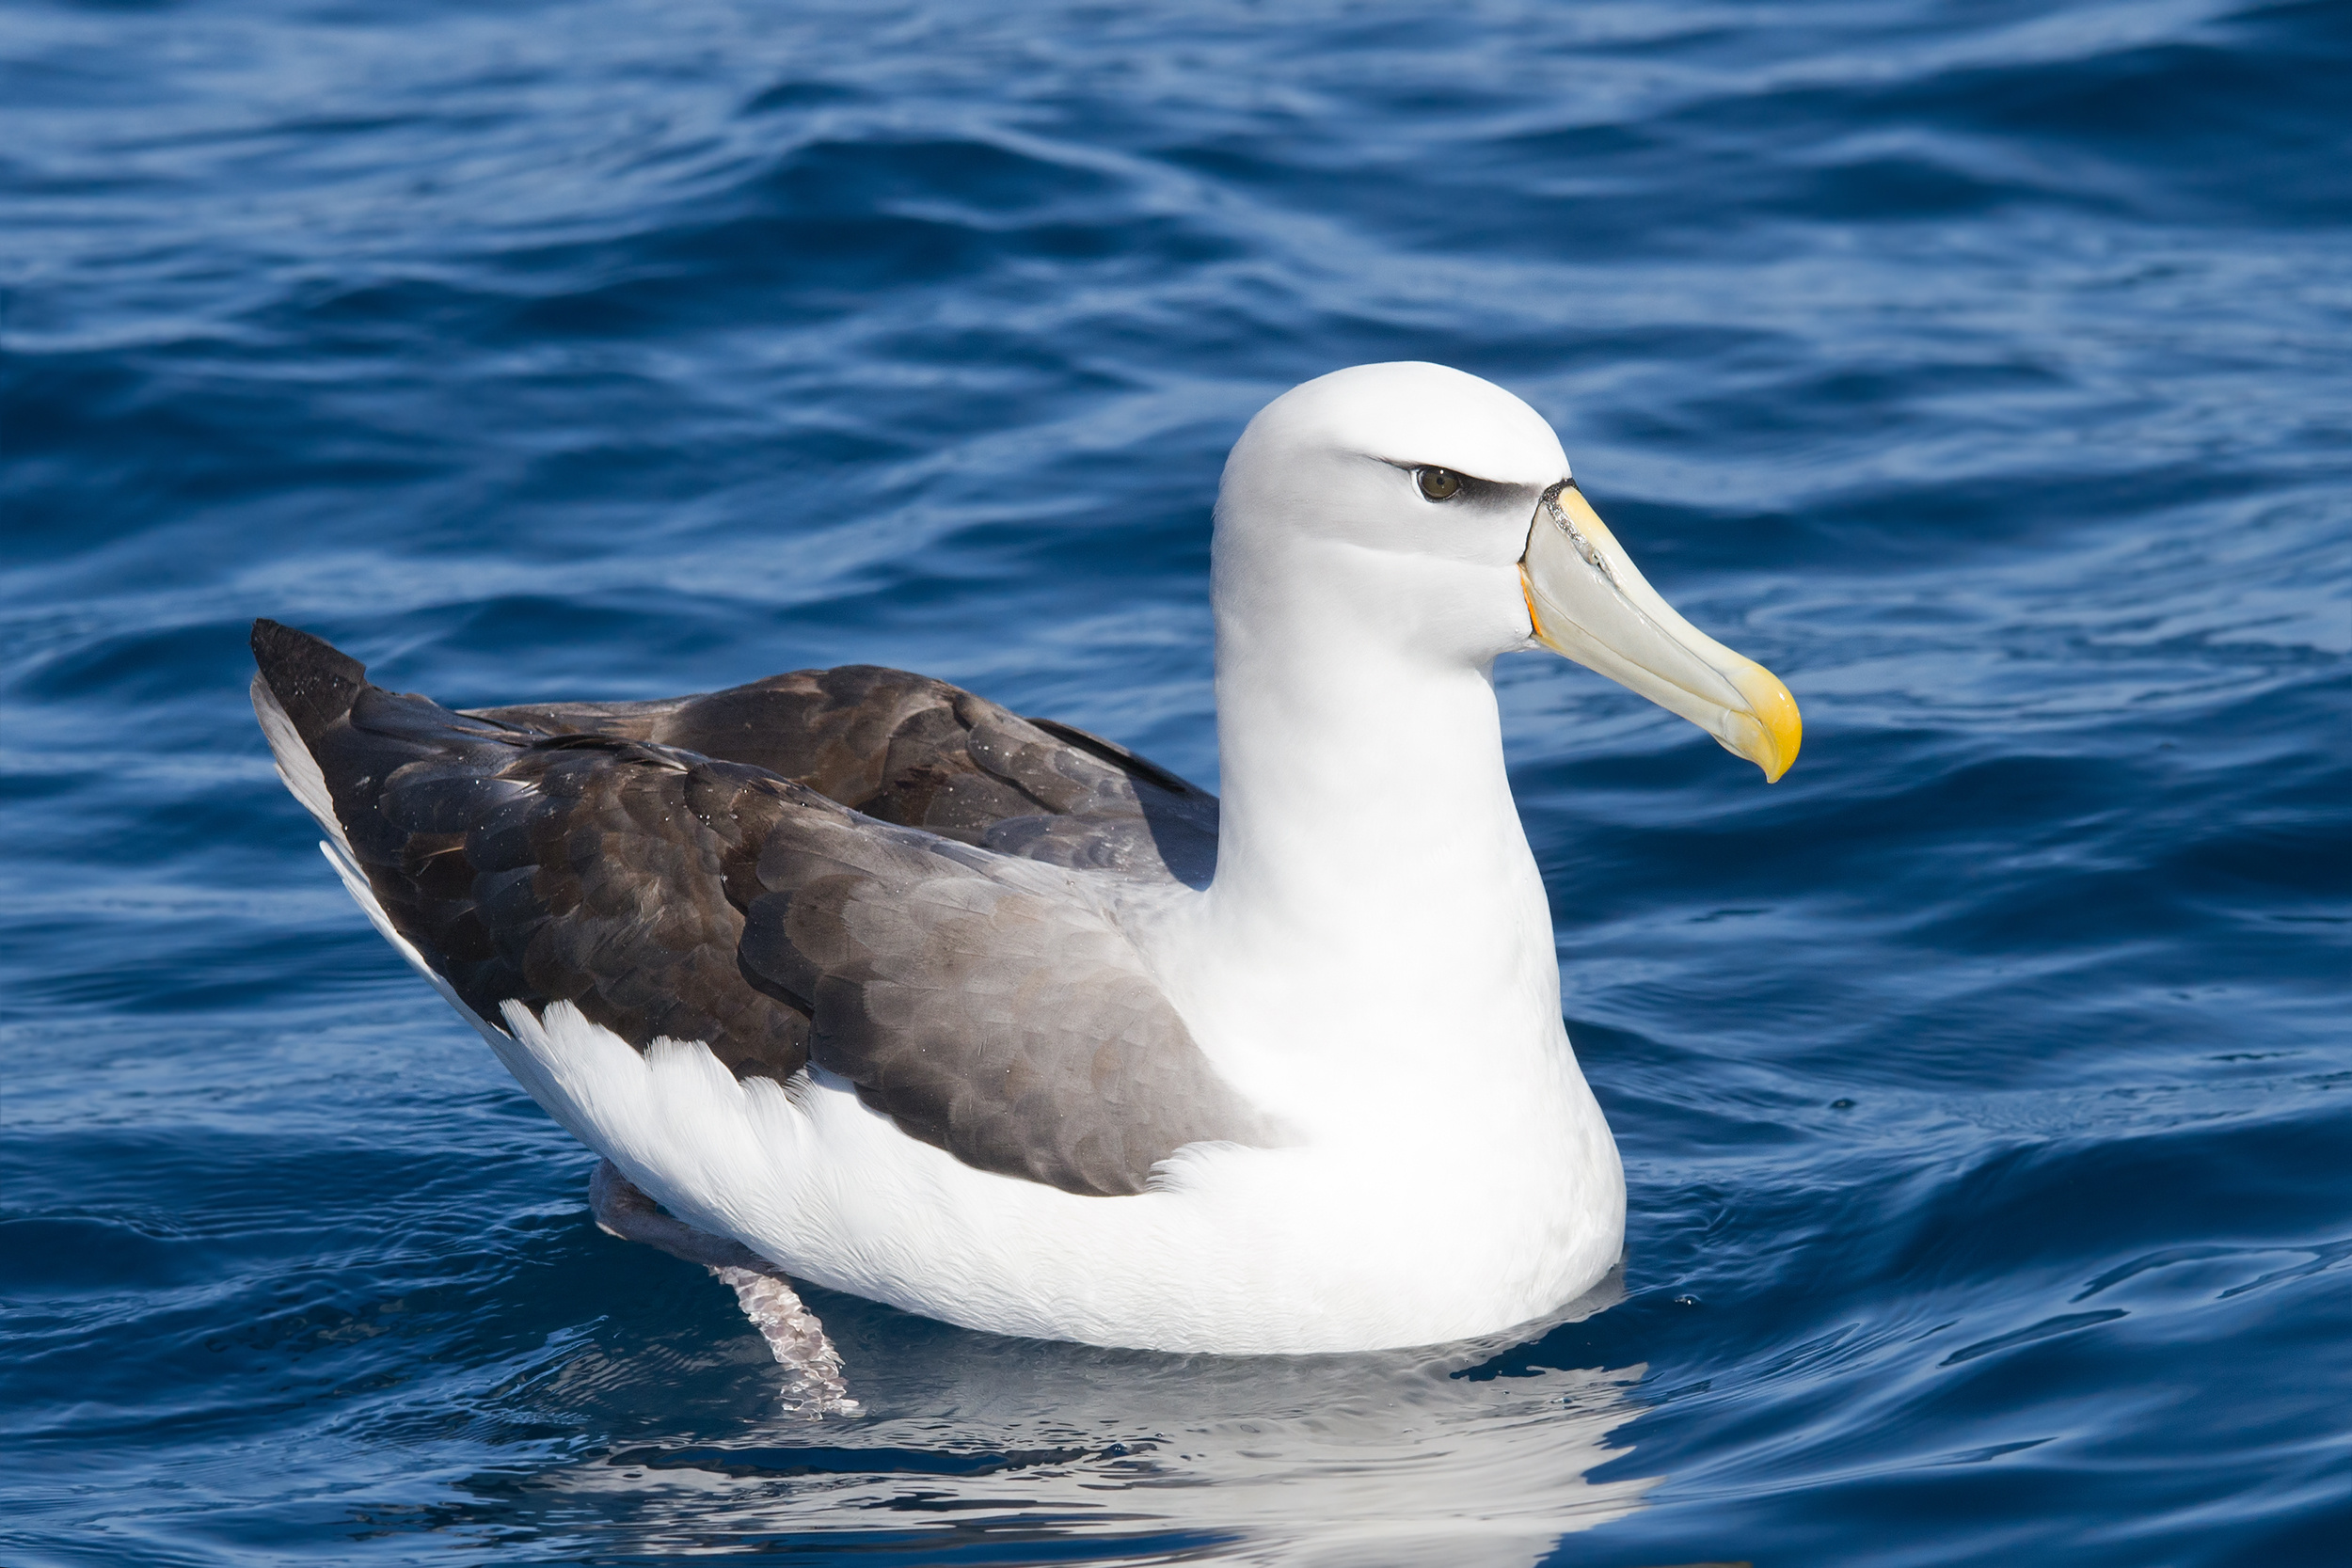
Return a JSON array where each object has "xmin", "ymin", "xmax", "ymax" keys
[{"xmin": 458, "ymin": 1272, "xmax": 1656, "ymax": 1565}]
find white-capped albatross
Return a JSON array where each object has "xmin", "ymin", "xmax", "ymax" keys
[{"xmin": 251, "ymin": 361, "xmax": 1799, "ymax": 1374}]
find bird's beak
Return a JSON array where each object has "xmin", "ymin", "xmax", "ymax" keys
[{"xmin": 1519, "ymin": 481, "xmax": 1801, "ymax": 782}]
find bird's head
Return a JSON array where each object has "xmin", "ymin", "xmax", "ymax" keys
[{"xmin": 1215, "ymin": 361, "xmax": 1800, "ymax": 781}]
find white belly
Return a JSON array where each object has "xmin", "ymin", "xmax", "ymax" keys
[{"xmin": 488, "ymin": 996, "xmax": 1621, "ymax": 1354}]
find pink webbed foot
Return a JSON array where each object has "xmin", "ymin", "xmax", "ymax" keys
[{"xmin": 588, "ymin": 1160, "xmax": 857, "ymax": 1416}]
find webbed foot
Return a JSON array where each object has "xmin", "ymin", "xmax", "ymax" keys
[{"xmin": 588, "ymin": 1159, "xmax": 856, "ymax": 1416}]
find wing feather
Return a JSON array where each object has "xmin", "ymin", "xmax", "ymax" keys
[
  {"xmin": 467, "ymin": 666, "xmax": 1219, "ymax": 885},
  {"xmin": 252, "ymin": 621, "xmax": 1262, "ymax": 1197}
]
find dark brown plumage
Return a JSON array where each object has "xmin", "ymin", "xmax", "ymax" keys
[{"xmin": 250, "ymin": 620, "xmax": 1263, "ymax": 1197}]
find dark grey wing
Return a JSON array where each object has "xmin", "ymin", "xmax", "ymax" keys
[
  {"xmin": 250, "ymin": 621, "xmax": 1263, "ymax": 1196},
  {"xmin": 467, "ymin": 665, "xmax": 1220, "ymax": 887},
  {"xmin": 249, "ymin": 621, "xmax": 812, "ymax": 1084},
  {"xmin": 735, "ymin": 813, "xmax": 1273, "ymax": 1196}
]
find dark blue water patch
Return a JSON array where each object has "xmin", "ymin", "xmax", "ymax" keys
[
  {"xmin": 1886, "ymin": 7, "xmax": 2352, "ymax": 224},
  {"xmin": 4, "ymin": 0, "xmax": 2348, "ymax": 1563},
  {"xmin": 0, "ymin": 1215, "xmax": 206, "ymax": 1292}
]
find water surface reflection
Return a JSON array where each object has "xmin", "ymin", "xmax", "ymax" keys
[{"xmin": 450, "ymin": 1271, "xmax": 1653, "ymax": 1563}]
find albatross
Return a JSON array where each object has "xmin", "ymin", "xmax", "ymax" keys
[{"xmin": 251, "ymin": 361, "xmax": 1798, "ymax": 1374}]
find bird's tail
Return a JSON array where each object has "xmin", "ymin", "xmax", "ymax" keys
[{"xmin": 249, "ymin": 618, "xmax": 370, "ymax": 856}]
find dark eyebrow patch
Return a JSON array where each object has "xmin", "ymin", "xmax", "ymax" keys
[{"xmin": 1375, "ymin": 458, "xmax": 1529, "ymax": 508}]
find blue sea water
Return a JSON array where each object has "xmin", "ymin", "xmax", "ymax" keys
[{"xmin": 3, "ymin": 0, "xmax": 2347, "ymax": 1561}]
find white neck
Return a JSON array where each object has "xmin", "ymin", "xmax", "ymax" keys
[
  {"xmin": 1210, "ymin": 620, "xmax": 1533, "ymax": 963},
  {"xmin": 1139, "ymin": 530, "xmax": 1566, "ymax": 1110}
]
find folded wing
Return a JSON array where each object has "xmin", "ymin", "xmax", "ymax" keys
[
  {"xmin": 250, "ymin": 621, "xmax": 1263, "ymax": 1196},
  {"xmin": 467, "ymin": 664, "xmax": 1219, "ymax": 886}
]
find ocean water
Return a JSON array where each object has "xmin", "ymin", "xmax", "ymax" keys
[{"xmin": 3, "ymin": 0, "xmax": 2346, "ymax": 1561}]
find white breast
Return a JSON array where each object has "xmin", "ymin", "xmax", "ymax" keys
[{"xmin": 489, "ymin": 989, "xmax": 1621, "ymax": 1354}]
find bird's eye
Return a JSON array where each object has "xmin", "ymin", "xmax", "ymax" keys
[{"xmin": 1416, "ymin": 467, "xmax": 1462, "ymax": 501}]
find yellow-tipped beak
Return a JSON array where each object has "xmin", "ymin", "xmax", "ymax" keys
[{"xmin": 1520, "ymin": 481, "xmax": 1801, "ymax": 782}]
